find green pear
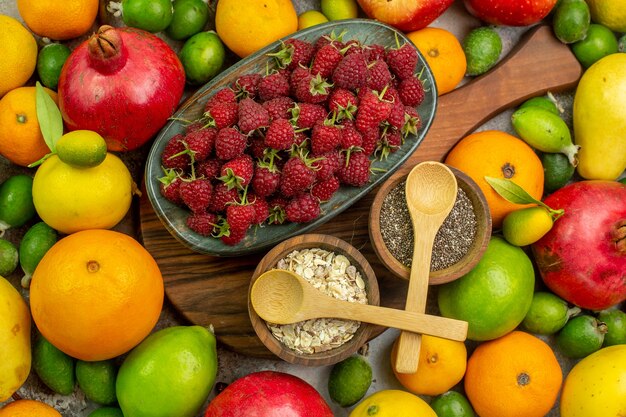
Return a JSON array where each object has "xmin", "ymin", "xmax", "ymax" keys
[{"xmin": 573, "ymin": 53, "xmax": 626, "ymax": 180}]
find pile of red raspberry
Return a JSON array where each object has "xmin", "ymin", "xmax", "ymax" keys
[{"xmin": 158, "ymin": 32, "xmax": 426, "ymax": 246}]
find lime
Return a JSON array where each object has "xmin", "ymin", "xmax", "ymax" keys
[
  {"xmin": 619, "ymin": 34, "xmax": 626, "ymax": 52},
  {"xmin": 88, "ymin": 407, "xmax": 124, "ymax": 417},
  {"xmin": 502, "ymin": 206, "xmax": 554, "ymax": 247},
  {"xmin": 179, "ymin": 31, "xmax": 226, "ymax": 85},
  {"xmin": 571, "ymin": 23, "xmax": 618, "ymax": 68},
  {"xmin": 55, "ymin": 130, "xmax": 108, "ymax": 168},
  {"xmin": 462, "ymin": 27, "xmax": 502, "ymax": 76},
  {"xmin": 430, "ymin": 391, "xmax": 476, "ymax": 417},
  {"xmin": 597, "ymin": 309, "xmax": 626, "ymax": 346},
  {"xmin": 522, "ymin": 291, "xmax": 580, "ymax": 335},
  {"xmin": 438, "ymin": 237, "xmax": 535, "ymax": 341},
  {"xmin": 321, "ymin": 0, "xmax": 358, "ymax": 21},
  {"xmin": 76, "ymin": 359, "xmax": 118, "ymax": 405},
  {"xmin": 36, "ymin": 43, "xmax": 71, "ymax": 90},
  {"xmin": 0, "ymin": 239, "xmax": 18, "ymax": 276},
  {"xmin": 541, "ymin": 152, "xmax": 575, "ymax": 193},
  {"xmin": 556, "ymin": 314, "xmax": 607, "ymax": 358},
  {"xmin": 121, "ymin": 0, "xmax": 173, "ymax": 33},
  {"xmin": 553, "ymin": 0, "xmax": 590, "ymax": 44},
  {"xmin": 18, "ymin": 221, "xmax": 57, "ymax": 288},
  {"xmin": 0, "ymin": 174, "xmax": 36, "ymax": 234},
  {"xmin": 32, "ymin": 334, "xmax": 75, "ymax": 395},
  {"xmin": 328, "ymin": 355, "xmax": 372, "ymax": 407},
  {"xmin": 298, "ymin": 10, "xmax": 329, "ymax": 30},
  {"xmin": 166, "ymin": 0, "xmax": 210, "ymax": 41},
  {"xmin": 519, "ymin": 96, "xmax": 560, "ymax": 115}
]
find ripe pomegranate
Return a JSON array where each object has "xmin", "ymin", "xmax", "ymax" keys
[
  {"xmin": 532, "ymin": 181, "xmax": 626, "ymax": 310},
  {"xmin": 204, "ymin": 371, "xmax": 334, "ymax": 417},
  {"xmin": 58, "ymin": 25, "xmax": 185, "ymax": 152}
]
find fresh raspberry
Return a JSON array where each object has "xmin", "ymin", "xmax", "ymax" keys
[
  {"xmin": 185, "ymin": 127, "xmax": 216, "ymax": 162},
  {"xmin": 314, "ymin": 32, "xmax": 344, "ymax": 51},
  {"xmin": 251, "ymin": 161, "xmax": 281, "ymax": 197},
  {"xmin": 238, "ymin": 98, "xmax": 270, "ymax": 134},
  {"xmin": 234, "ymin": 73, "xmax": 262, "ymax": 99},
  {"xmin": 280, "ymin": 155, "xmax": 316, "ymax": 197},
  {"xmin": 249, "ymin": 135, "xmax": 268, "ymax": 159},
  {"xmin": 265, "ymin": 118, "xmax": 296, "ymax": 150},
  {"xmin": 186, "ymin": 212, "xmax": 218, "ymax": 236},
  {"xmin": 185, "ymin": 121, "xmax": 205, "ymax": 135},
  {"xmin": 161, "ymin": 134, "xmax": 190, "ymax": 170},
  {"xmin": 332, "ymin": 52, "xmax": 368, "ymax": 90},
  {"xmin": 378, "ymin": 128, "xmax": 402, "ymax": 160},
  {"xmin": 387, "ymin": 99, "xmax": 406, "ymax": 130},
  {"xmin": 258, "ymin": 71, "xmax": 290, "ymax": 102},
  {"xmin": 402, "ymin": 106, "xmax": 422, "ymax": 137},
  {"xmin": 268, "ymin": 197, "xmax": 288, "ymax": 224},
  {"xmin": 285, "ymin": 194, "xmax": 320, "ymax": 223},
  {"xmin": 337, "ymin": 151, "xmax": 371, "ymax": 186},
  {"xmin": 311, "ymin": 43, "xmax": 343, "ymax": 79},
  {"xmin": 196, "ymin": 158, "xmax": 221, "ymax": 180},
  {"xmin": 221, "ymin": 224, "xmax": 248, "ymax": 246},
  {"xmin": 204, "ymin": 88, "xmax": 237, "ymax": 112},
  {"xmin": 311, "ymin": 176, "xmax": 340, "ymax": 202},
  {"xmin": 360, "ymin": 128, "xmax": 380, "ymax": 156},
  {"xmin": 289, "ymin": 66, "xmax": 311, "ymax": 93},
  {"xmin": 311, "ymin": 121, "xmax": 342, "ymax": 155},
  {"xmin": 179, "ymin": 178, "xmax": 213, "ymax": 213},
  {"xmin": 209, "ymin": 183, "xmax": 240, "ymax": 213},
  {"xmin": 159, "ymin": 170, "xmax": 183, "ymax": 205},
  {"xmin": 364, "ymin": 43, "xmax": 386, "ymax": 62},
  {"xmin": 312, "ymin": 150, "xmax": 340, "ymax": 181},
  {"xmin": 343, "ymin": 39, "xmax": 364, "ymax": 56},
  {"xmin": 355, "ymin": 88, "xmax": 393, "ymax": 133},
  {"xmin": 270, "ymin": 38, "xmax": 315, "ymax": 70},
  {"xmin": 328, "ymin": 88, "xmax": 358, "ymax": 121},
  {"xmin": 290, "ymin": 103, "xmax": 327, "ymax": 129},
  {"xmin": 340, "ymin": 122, "xmax": 363, "ymax": 150},
  {"xmin": 215, "ymin": 127, "xmax": 247, "ymax": 160},
  {"xmin": 294, "ymin": 72, "xmax": 332, "ymax": 104},
  {"xmin": 204, "ymin": 100, "xmax": 239, "ymax": 129},
  {"xmin": 248, "ymin": 193, "xmax": 270, "ymax": 224},
  {"xmin": 386, "ymin": 42, "xmax": 418, "ymax": 80},
  {"xmin": 218, "ymin": 154, "xmax": 254, "ymax": 190},
  {"xmin": 367, "ymin": 60, "xmax": 393, "ymax": 91},
  {"xmin": 263, "ymin": 96, "xmax": 294, "ymax": 121},
  {"xmin": 226, "ymin": 203, "xmax": 256, "ymax": 230},
  {"xmin": 398, "ymin": 76, "xmax": 426, "ymax": 106}
]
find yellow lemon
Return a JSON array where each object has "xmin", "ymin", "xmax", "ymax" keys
[
  {"xmin": 586, "ymin": 0, "xmax": 626, "ymax": 32},
  {"xmin": 215, "ymin": 0, "xmax": 298, "ymax": 58},
  {"xmin": 32, "ymin": 154, "xmax": 135, "ymax": 234},
  {"xmin": 298, "ymin": 10, "xmax": 329, "ymax": 30},
  {"xmin": 321, "ymin": 0, "xmax": 359, "ymax": 21},
  {"xmin": 502, "ymin": 206, "xmax": 555, "ymax": 246},
  {"xmin": 0, "ymin": 15, "xmax": 38, "ymax": 98},
  {"xmin": 349, "ymin": 390, "xmax": 437, "ymax": 417}
]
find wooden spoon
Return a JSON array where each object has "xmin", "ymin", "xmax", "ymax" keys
[
  {"xmin": 394, "ymin": 161, "xmax": 459, "ymax": 374},
  {"xmin": 250, "ymin": 269, "xmax": 468, "ymax": 341}
]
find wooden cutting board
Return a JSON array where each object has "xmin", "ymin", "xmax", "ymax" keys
[{"xmin": 139, "ymin": 25, "xmax": 582, "ymax": 358}]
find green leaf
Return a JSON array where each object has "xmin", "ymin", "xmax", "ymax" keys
[
  {"xmin": 35, "ymin": 81, "xmax": 63, "ymax": 153},
  {"xmin": 484, "ymin": 176, "xmax": 545, "ymax": 206}
]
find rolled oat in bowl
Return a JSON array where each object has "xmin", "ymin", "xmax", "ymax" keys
[{"xmin": 267, "ymin": 248, "xmax": 368, "ymax": 355}]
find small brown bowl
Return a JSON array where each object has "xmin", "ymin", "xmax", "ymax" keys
[
  {"xmin": 248, "ymin": 233, "xmax": 380, "ymax": 367},
  {"xmin": 369, "ymin": 165, "xmax": 492, "ymax": 284}
]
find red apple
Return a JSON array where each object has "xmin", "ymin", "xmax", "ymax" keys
[
  {"xmin": 357, "ymin": 0, "xmax": 454, "ymax": 32},
  {"xmin": 463, "ymin": 0, "xmax": 557, "ymax": 26}
]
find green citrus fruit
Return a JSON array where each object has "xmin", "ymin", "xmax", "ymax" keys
[
  {"xmin": 179, "ymin": 31, "xmax": 226, "ymax": 85},
  {"xmin": 597, "ymin": 309, "xmax": 626, "ymax": 346},
  {"xmin": 88, "ymin": 407, "xmax": 124, "ymax": 417},
  {"xmin": 0, "ymin": 174, "xmax": 36, "ymax": 233},
  {"xmin": 553, "ymin": 0, "xmax": 591, "ymax": 44},
  {"xmin": 32, "ymin": 334, "xmax": 75, "ymax": 395},
  {"xmin": 463, "ymin": 27, "xmax": 502, "ymax": 76},
  {"xmin": 298, "ymin": 10, "xmax": 329, "ymax": 30},
  {"xmin": 556, "ymin": 315, "xmax": 607, "ymax": 358},
  {"xmin": 519, "ymin": 96, "xmax": 560, "ymax": 115},
  {"xmin": 18, "ymin": 221, "xmax": 57, "ymax": 288},
  {"xmin": 571, "ymin": 23, "xmax": 618, "ymax": 68},
  {"xmin": 502, "ymin": 206, "xmax": 554, "ymax": 247},
  {"xmin": 541, "ymin": 152, "xmax": 575, "ymax": 193},
  {"xmin": 0, "ymin": 239, "xmax": 18, "ymax": 277},
  {"xmin": 166, "ymin": 0, "xmax": 210, "ymax": 41},
  {"xmin": 76, "ymin": 359, "xmax": 117, "ymax": 405},
  {"xmin": 56, "ymin": 130, "xmax": 108, "ymax": 168},
  {"xmin": 37, "ymin": 43, "xmax": 71, "ymax": 90},
  {"xmin": 522, "ymin": 291, "xmax": 580, "ymax": 335},
  {"xmin": 430, "ymin": 391, "xmax": 476, "ymax": 417},
  {"xmin": 328, "ymin": 355, "xmax": 372, "ymax": 407},
  {"xmin": 321, "ymin": 0, "xmax": 358, "ymax": 20},
  {"xmin": 121, "ymin": 0, "xmax": 173, "ymax": 32},
  {"xmin": 438, "ymin": 237, "xmax": 535, "ymax": 341}
]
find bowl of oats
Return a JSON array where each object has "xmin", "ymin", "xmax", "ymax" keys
[{"xmin": 248, "ymin": 233, "xmax": 380, "ymax": 366}]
